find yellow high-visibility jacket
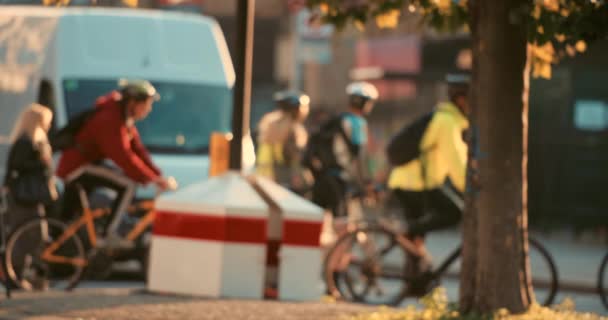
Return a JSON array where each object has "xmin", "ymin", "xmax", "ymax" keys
[
  {"xmin": 256, "ymin": 143, "xmax": 286, "ymax": 179},
  {"xmin": 388, "ymin": 102, "xmax": 469, "ymax": 192}
]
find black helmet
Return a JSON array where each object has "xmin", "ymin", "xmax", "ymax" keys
[
  {"xmin": 273, "ymin": 90, "xmax": 310, "ymax": 119},
  {"xmin": 446, "ymin": 73, "xmax": 470, "ymax": 100},
  {"xmin": 118, "ymin": 79, "xmax": 160, "ymax": 102},
  {"xmin": 274, "ymin": 90, "xmax": 310, "ymax": 109}
]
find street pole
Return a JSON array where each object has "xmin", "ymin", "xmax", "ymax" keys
[
  {"xmin": 229, "ymin": 0, "xmax": 255, "ymax": 170},
  {"xmin": 291, "ymin": 13, "xmax": 301, "ymax": 90}
]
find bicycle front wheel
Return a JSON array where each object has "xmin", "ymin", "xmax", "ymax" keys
[
  {"xmin": 324, "ymin": 224, "xmax": 411, "ymax": 306},
  {"xmin": 5, "ymin": 218, "xmax": 86, "ymax": 291}
]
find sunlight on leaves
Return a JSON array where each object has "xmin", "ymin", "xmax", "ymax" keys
[
  {"xmin": 575, "ymin": 40, "xmax": 587, "ymax": 53},
  {"xmin": 375, "ymin": 10, "xmax": 401, "ymax": 29},
  {"xmin": 345, "ymin": 287, "xmax": 607, "ymax": 320}
]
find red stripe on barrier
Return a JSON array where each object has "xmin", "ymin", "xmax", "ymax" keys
[
  {"xmin": 153, "ymin": 211, "xmax": 267, "ymax": 244},
  {"xmin": 283, "ymin": 220, "xmax": 322, "ymax": 247}
]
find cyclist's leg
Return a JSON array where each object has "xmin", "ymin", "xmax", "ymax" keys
[
  {"xmin": 392, "ymin": 189, "xmax": 425, "ymax": 231},
  {"xmin": 392, "ymin": 189, "xmax": 429, "ymax": 280},
  {"xmin": 314, "ymin": 172, "xmax": 349, "ymax": 246},
  {"xmin": 65, "ymin": 165, "xmax": 136, "ymax": 238},
  {"xmin": 408, "ymin": 188, "xmax": 462, "ymax": 236},
  {"xmin": 329, "ymin": 175, "xmax": 347, "ymax": 219},
  {"xmin": 312, "ymin": 172, "xmax": 345, "ymax": 216},
  {"xmin": 59, "ymin": 181, "xmax": 82, "ymax": 222}
]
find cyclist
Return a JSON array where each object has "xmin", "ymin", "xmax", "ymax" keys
[
  {"xmin": 388, "ymin": 74, "xmax": 470, "ymax": 277},
  {"xmin": 56, "ymin": 79, "xmax": 173, "ymax": 248},
  {"xmin": 307, "ymin": 81, "xmax": 378, "ymax": 219},
  {"xmin": 255, "ymin": 90, "xmax": 311, "ymax": 191}
]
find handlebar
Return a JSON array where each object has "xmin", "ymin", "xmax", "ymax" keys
[
  {"xmin": 153, "ymin": 176, "xmax": 178, "ymax": 198},
  {"xmin": 347, "ymin": 183, "xmax": 387, "ymax": 200}
]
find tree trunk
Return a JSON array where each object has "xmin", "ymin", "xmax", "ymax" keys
[
  {"xmin": 459, "ymin": 1, "xmax": 481, "ymax": 313},
  {"xmin": 460, "ymin": 0, "xmax": 533, "ymax": 313}
]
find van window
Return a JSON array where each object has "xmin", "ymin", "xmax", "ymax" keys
[{"xmin": 63, "ymin": 79, "xmax": 232, "ymax": 154}]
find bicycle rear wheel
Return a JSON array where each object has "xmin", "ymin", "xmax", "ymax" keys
[
  {"xmin": 5, "ymin": 218, "xmax": 86, "ymax": 291},
  {"xmin": 597, "ymin": 251, "xmax": 608, "ymax": 309},
  {"xmin": 324, "ymin": 224, "xmax": 411, "ymax": 306}
]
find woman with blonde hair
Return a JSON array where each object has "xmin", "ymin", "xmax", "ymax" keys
[{"xmin": 3, "ymin": 103, "xmax": 57, "ymax": 207}]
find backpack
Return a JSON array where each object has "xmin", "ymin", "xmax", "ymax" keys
[
  {"xmin": 386, "ymin": 111, "xmax": 437, "ymax": 166},
  {"xmin": 49, "ymin": 108, "xmax": 98, "ymax": 153},
  {"xmin": 302, "ymin": 113, "xmax": 357, "ymax": 173}
]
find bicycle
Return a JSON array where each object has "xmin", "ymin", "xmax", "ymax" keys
[
  {"xmin": 0, "ymin": 188, "xmax": 11, "ymax": 298},
  {"xmin": 596, "ymin": 251, "xmax": 608, "ymax": 309},
  {"xmin": 323, "ymin": 215, "xmax": 559, "ymax": 307},
  {"xmin": 3, "ymin": 180, "xmax": 175, "ymax": 291}
]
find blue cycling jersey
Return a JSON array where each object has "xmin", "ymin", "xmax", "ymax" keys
[{"xmin": 342, "ymin": 112, "xmax": 368, "ymax": 146}]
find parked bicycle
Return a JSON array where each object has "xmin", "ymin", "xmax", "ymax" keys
[
  {"xmin": 323, "ymin": 204, "xmax": 559, "ymax": 307},
  {"xmin": 596, "ymin": 250, "xmax": 608, "ymax": 309},
  {"xmin": 0, "ymin": 189, "xmax": 11, "ymax": 298},
  {"xmin": 3, "ymin": 179, "xmax": 176, "ymax": 291}
]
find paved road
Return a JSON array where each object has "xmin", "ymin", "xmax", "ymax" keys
[{"xmin": 1, "ymin": 228, "xmax": 606, "ymax": 318}]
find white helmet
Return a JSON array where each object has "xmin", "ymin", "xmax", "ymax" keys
[
  {"xmin": 346, "ymin": 81, "xmax": 379, "ymax": 101},
  {"xmin": 346, "ymin": 81, "xmax": 378, "ymax": 112}
]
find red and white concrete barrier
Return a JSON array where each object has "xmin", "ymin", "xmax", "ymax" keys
[
  {"xmin": 147, "ymin": 172, "xmax": 268, "ymax": 299},
  {"xmin": 147, "ymin": 171, "xmax": 324, "ymax": 301}
]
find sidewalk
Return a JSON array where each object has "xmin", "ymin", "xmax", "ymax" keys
[
  {"xmin": 0, "ymin": 287, "xmax": 373, "ymax": 320},
  {"xmin": 0, "ymin": 230, "xmax": 604, "ymax": 318},
  {"xmin": 426, "ymin": 229, "xmax": 605, "ymax": 293}
]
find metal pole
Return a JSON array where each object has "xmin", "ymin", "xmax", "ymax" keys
[{"xmin": 230, "ymin": 0, "xmax": 255, "ymax": 170}]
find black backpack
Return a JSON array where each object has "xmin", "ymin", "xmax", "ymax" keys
[
  {"xmin": 303, "ymin": 114, "xmax": 357, "ymax": 173},
  {"xmin": 386, "ymin": 111, "xmax": 438, "ymax": 166},
  {"xmin": 49, "ymin": 108, "xmax": 98, "ymax": 153}
]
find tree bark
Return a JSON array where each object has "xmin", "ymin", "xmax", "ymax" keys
[
  {"xmin": 459, "ymin": 1, "xmax": 480, "ymax": 313},
  {"xmin": 460, "ymin": 0, "xmax": 533, "ymax": 313}
]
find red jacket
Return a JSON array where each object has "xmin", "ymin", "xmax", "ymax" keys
[{"xmin": 56, "ymin": 92, "xmax": 161, "ymax": 184}]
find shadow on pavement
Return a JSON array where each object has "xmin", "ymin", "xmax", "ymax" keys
[{"xmin": 0, "ymin": 287, "xmax": 197, "ymax": 319}]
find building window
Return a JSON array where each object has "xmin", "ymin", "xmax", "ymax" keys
[{"xmin": 574, "ymin": 100, "xmax": 608, "ymax": 132}]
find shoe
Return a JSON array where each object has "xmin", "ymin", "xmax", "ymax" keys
[
  {"xmin": 405, "ymin": 252, "xmax": 433, "ymax": 278},
  {"xmin": 407, "ymin": 270, "xmax": 435, "ymax": 297},
  {"xmin": 405, "ymin": 252, "xmax": 434, "ymax": 297},
  {"xmin": 31, "ymin": 277, "xmax": 49, "ymax": 291},
  {"xmin": 30, "ymin": 267, "xmax": 50, "ymax": 291},
  {"xmin": 98, "ymin": 234, "xmax": 134, "ymax": 250}
]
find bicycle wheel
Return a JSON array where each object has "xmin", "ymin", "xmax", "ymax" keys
[
  {"xmin": 324, "ymin": 224, "xmax": 411, "ymax": 306},
  {"xmin": 528, "ymin": 237, "xmax": 558, "ymax": 306},
  {"xmin": 5, "ymin": 218, "xmax": 86, "ymax": 291},
  {"xmin": 433, "ymin": 237, "xmax": 558, "ymax": 307},
  {"xmin": 597, "ymin": 251, "xmax": 608, "ymax": 309}
]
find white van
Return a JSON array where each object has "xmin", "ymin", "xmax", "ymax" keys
[{"xmin": 0, "ymin": 6, "xmax": 255, "ymax": 191}]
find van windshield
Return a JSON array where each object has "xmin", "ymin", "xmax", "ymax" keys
[{"xmin": 63, "ymin": 79, "xmax": 232, "ymax": 154}]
